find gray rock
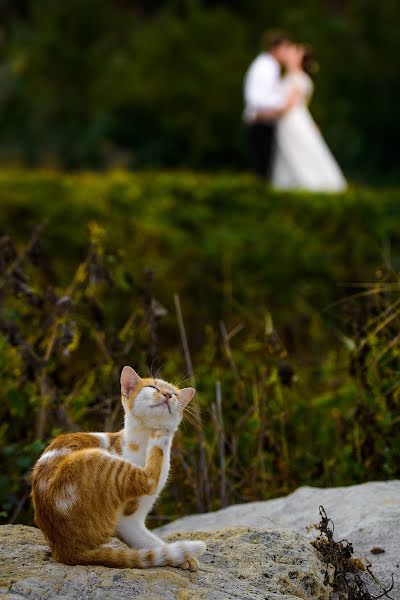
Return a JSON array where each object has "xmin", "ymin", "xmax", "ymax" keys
[
  {"xmin": 156, "ymin": 481, "xmax": 400, "ymax": 598},
  {"xmin": 0, "ymin": 524, "xmax": 332, "ymax": 599}
]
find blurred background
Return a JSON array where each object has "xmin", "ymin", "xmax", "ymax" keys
[
  {"xmin": 0, "ymin": 0, "xmax": 399, "ymax": 183},
  {"xmin": 0, "ymin": 0, "xmax": 399, "ymax": 527}
]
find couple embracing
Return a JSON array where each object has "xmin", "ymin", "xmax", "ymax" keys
[{"xmin": 244, "ymin": 31, "xmax": 346, "ymax": 192}]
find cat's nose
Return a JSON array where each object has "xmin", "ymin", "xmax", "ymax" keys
[{"xmin": 163, "ymin": 392, "xmax": 172, "ymax": 400}]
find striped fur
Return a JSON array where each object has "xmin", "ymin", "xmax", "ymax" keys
[
  {"xmin": 31, "ymin": 366, "xmax": 205, "ymax": 570},
  {"xmin": 59, "ymin": 541, "xmax": 206, "ymax": 568}
]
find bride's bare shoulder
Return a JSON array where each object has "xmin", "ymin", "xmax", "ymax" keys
[{"xmin": 284, "ymin": 72, "xmax": 313, "ymax": 99}]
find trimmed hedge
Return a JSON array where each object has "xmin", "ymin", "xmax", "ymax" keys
[{"xmin": 1, "ymin": 170, "xmax": 400, "ymax": 352}]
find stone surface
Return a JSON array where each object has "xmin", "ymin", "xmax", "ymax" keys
[
  {"xmin": 156, "ymin": 480, "xmax": 400, "ymax": 598},
  {"xmin": 0, "ymin": 524, "xmax": 332, "ymax": 600}
]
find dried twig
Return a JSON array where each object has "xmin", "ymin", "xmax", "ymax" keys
[
  {"xmin": 219, "ymin": 320, "xmax": 239, "ymax": 379},
  {"xmin": 174, "ymin": 293, "xmax": 195, "ymax": 379},
  {"xmin": 311, "ymin": 506, "xmax": 395, "ymax": 600},
  {"xmin": 0, "ymin": 220, "xmax": 48, "ymax": 292}
]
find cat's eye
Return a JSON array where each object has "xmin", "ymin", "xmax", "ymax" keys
[{"xmin": 147, "ymin": 385, "xmax": 159, "ymax": 391}]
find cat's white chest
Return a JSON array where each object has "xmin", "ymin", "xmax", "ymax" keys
[{"xmin": 122, "ymin": 446, "xmax": 146, "ymax": 467}]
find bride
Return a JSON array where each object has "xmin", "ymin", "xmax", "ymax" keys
[{"xmin": 272, "ymin": 45, "xmax": 347, "ymax": 192}]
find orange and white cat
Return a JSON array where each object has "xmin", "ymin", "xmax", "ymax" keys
[{"xmin": 31, "ymin": 366, "xmax": 206, "ymax": 571}]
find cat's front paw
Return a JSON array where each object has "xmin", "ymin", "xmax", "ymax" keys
[
  {"xmin": 178, "ymin": 558, "xmax": 199, "ymax": 572},
  {"xmin": 150, "ymin": 428, "xmax": 174, "ymax": 439}
]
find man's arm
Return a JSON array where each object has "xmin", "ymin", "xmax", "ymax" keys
[
  {"xmin": 245, "ymin": 55, "xmax": 302, "ymax": 122},
  {"xmin": 254, "ymin": 86, "xmax": 301, "ymax": 121},
  {"xmin": 244, "ymin": 57, "xmax": 284, "ymax": 122}
]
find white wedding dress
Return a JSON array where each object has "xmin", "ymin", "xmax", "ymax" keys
[{"xmin": 272, "ymin": 72, "xmax": 346, "ymax": 192}]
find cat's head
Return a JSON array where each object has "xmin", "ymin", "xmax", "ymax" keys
[{"xmin": 120, "ymin": 366, "xmax": 195, "ymax": 431}]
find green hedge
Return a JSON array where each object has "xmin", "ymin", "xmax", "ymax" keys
[
  {"xmin": 1, "ymin": 170, "xmax": 400, "ymax": 351},
  {"xmin": 1, "ymin": 171, "xmax": 399, "ymax": 524}
]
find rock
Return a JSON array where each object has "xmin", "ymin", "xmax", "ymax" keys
[
  {"xmin": 0, "ymin": 524, "xmax": 332, "ymax": 599},
  {"xmin": 156, "ymin": 480, "xmax": 400, "ymax": 598}
]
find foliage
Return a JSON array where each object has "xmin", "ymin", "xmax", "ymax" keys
[
  {"xmin": 0, "ymin": 1, "xmax": 399, "ymax": 182},
  {"xmin": 0, "ymin": 171, "xmax": 399, "ymax": 525}
]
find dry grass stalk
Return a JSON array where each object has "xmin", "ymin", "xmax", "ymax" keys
[{"xmin": 173, "ymin": 293, "xmax": 210, "ymax": 511}]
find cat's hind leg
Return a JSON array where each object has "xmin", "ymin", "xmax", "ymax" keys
[
  {"xmin": 116, "ymin": 514, "xmax": 205, "ymax": 571},
  {"xmin": 68, "ymin": 540, "xmax": 205, "ymax": 569},
  {"xmin": 116, "ymin": 434, "xmax": 206, "ymax": 571}
]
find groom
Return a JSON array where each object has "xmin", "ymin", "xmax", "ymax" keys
[{"xmin": 243, "ymin": 31, "xmax": 293, "ymax": 179}]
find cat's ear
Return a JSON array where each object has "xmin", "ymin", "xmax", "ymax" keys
[
  {"xmin": 120, "ymin": 366, "xmax": 141, "ymax": 397},
  {"xmin": 179, "ymin": 387, "xmax": 196, "ymax": 406}
]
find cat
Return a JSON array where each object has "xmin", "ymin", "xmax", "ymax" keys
[{"xmin": 31, "ymin": 365, "xmax": 206, "ymax": 571}]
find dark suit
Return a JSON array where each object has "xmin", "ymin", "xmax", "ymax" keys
[{"xmin": 247, "ymin": 121, "xmax": 276, "ymax": 179}]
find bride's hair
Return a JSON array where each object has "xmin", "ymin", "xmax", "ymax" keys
[
  {"xmin": 302, "ymin": 46, "xmax": 318, "ymax": 76},
  {"xmin": 262, "ymin": 29, "xmax": 291, "ymax": 51}
]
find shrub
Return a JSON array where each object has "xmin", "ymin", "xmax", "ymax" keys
[{"xmin": 0, "ymin": 170, "xmax": 399, "ymax": 524}]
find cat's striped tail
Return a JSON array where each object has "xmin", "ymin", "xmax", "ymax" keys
[{"xmin": 61, "ymin": 540, "xmax": 206, "ymax": 569}]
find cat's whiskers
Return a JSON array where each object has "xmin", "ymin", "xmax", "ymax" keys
[
  {"xmin": 179, "ymin": 403, "xmax": 202, "ymax": 426},
  {"xmin": 173, "ymin": 374, "xmax": 192, "ymax": 388},
  {"xmin": 147, "ymin": 360, "xmax": 156, "ymax": 379},
  {"xmin": 181, "ymin": 408, "xmax": 201, "ymax": 427},
  {"xmin": 147, "ymin": 362, "xmax": 164, "ymax": 381},
  {"xmin": 154, "ymin": 364, "xmax": 163, "ymax": 380},
  {"xmin": 178, "ymin": 398, "xmax": 202, "ymax": 412}
]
